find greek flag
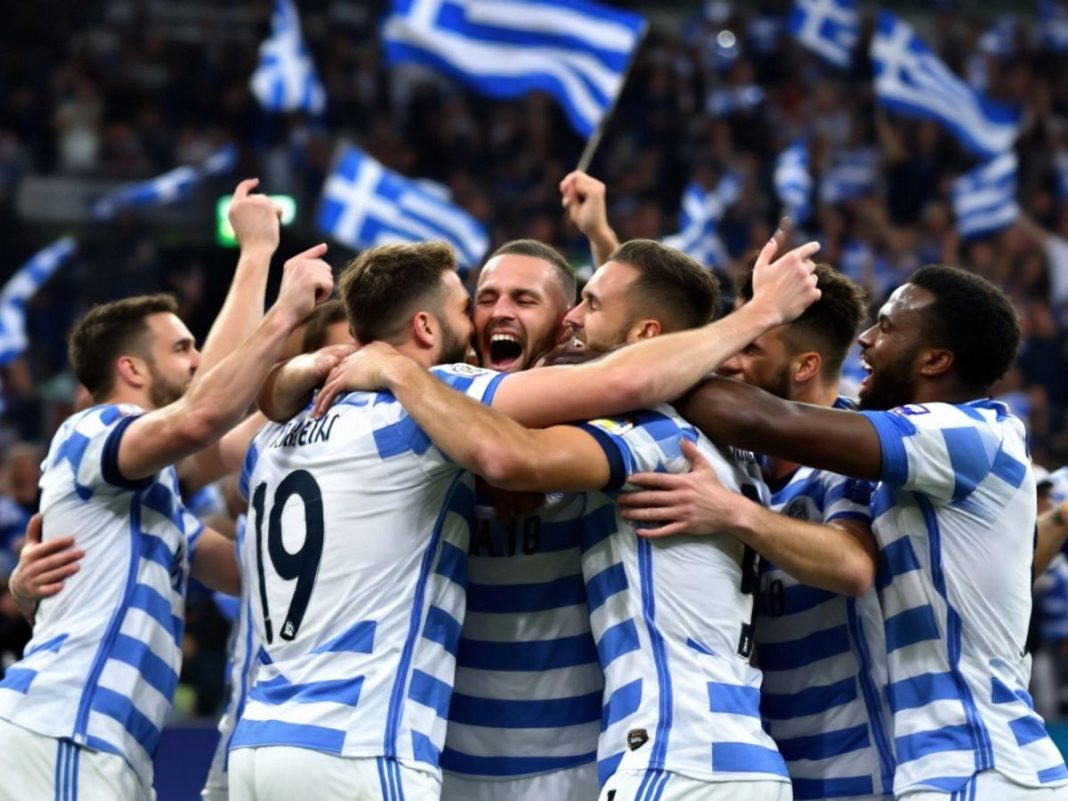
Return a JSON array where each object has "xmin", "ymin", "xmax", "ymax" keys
[
  {"xmin": 663, "ymin": 173, "xmax": 741, "ymax": 268},
  {"xmin": 774, "ymin": 141, "xmax": 812, "ymax": 224},
  {"xmin": 0, "ymin": 238, "xmax": 77, "ymax": 366},
  {"xmin": 382, "ymin": 0, "xmax": 646, "ymax": 138},
  {"xmin": 1039, "ymin": 1, "xmax": 1068, "ymax": 52},
  {"xmin": 317, "ymin": 146, "xmax": 489, "ymax": 268},
  {"xmin": 820, "ymin": 149, "xmax": 877, "ymax": 205},
  {"xmin": 787, "ymin": 0, "xmax": 859, "ymax": 69},
  {"xmin": 93, "ymin": 143, "xmax": 239, "ymax": 219},
  {"xmin": 871, "ymin": 11, "xmax": 1020, "ymax": 159},
  {"xmin": 951, "ymin": 152, "xmax": 1018, "ymax": 240},
  {"xmin": 250, "ymin": 0, "xmax": 326, "ymax": 115}
]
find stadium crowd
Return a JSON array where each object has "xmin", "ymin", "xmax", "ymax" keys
[{"xmin": 2, "ymin": 1, "xmax": 1068, "ymax": 799}]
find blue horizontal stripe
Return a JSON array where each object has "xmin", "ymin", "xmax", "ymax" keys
[
  {"xmin": 585, "ymin": 563, "xmax": 628, "ymax": 613},
  {"xmin": 24, "ymin": 633, "xmax": 69, "ymax": 657},
  {"xmin": 708, "ymin": 682, "xmax": 760, "ymax": 717},
  {"xmin": 251, "ymin": 675, "xmax": 364, "ymax": 707},
  {"xmin": 877, "ymin": 536, "xmax": 922, "ymax": 591},
  {"xmin": 129, "ymin": 584, "xmax": 183, "ymax": 647},
  {"xmin": 888, "ymin": 671, "xmax": 960, "ymax": 713},
  {"xmin": 531, "ymin": 516, "xmax": 584, "ymax": 552},
  {"xmin": 758, "ymin": 625, "xmax": 850, "ymax": 671},
  {"xmin": 458, "ymin": 632, "xmax": 598, "ymax": 671},
  {"xmin": 602, "ymin": 678, "xmax": 642, "ymax": 729},
  {"xmin": 771, "ymin": 473, "xmax": 824, "ymax": 507},
  {"xmin": 91, "ymin": 686, "xmax": 161, "ymax": 755},
  {"xmin": 142, "ymin": 484, "xmax": 187, "ymax": 534},
  {"xmin": 711, "ymin": 742, "xmax": 789, "ymax": 776},
  {"xmin": 596, "ymin": 619, "xmax": 641, "ymax": 668},
  {"xmin": 792, "ymin": 775, "xmax": 874, "ymax": 800},
  {"xmin": 598, "ymin": 751, "xmax": 624, "ymax": 785},
  {"xmin": 895, "ymin": 724, "xmax": 975, "ymax": 763},
  {"xmin": 139, "ymin": 532, "xmax": 175, "ymax": 573},
  {"xmin": 871, "ymin": 484, "xmax": 895, "ymax": 520},
  {"xmin": 466, "ymin": 574, "xmax": 585, "ymax": 614},
  {"xmin": 990, "ymin": 447, "xmax": 1027, "ymax": 489},
  {"xmin": 942, "ymin": 426, "xmax": 991, "ymax": 501},
  {"xmin": 0, "ymin": 667, "xmax": 35, "ymax": 693},
  {"xmin": 1010, "ymin": 715, "xmax": 1050, "ymax": 748},
  {"xmin": 450, "ymin": 690, "xmax": 600, "ymax": 728},
  {"xmin": 885, "ymin": 605, "xmax": 941, "ymax": 653},
  {"xmin": 412, "ymin": 730, "xmax": 440, "ymax": 765},
  {"xmin": 1039, "ymin": 763, "xmax": 1068, "ymax": 783},
  {"xmin": 761, "ymin": 676, "xmax": 857, "ymax": 720},
  {"xmin": 435, "ymin": 541, "xmax": 468, "ymax": 588},
  {"xmin": 777, "ymin": 724, "xmax": 869, "ymax": 762},
  {"xmin": 423, "ymin": 606, "xmax": 463, "ymax": 657},
  {"xmin": 312, "ymin": 621, "xmax": 376, "ymax": 654},
  {"xmin": 441, "ymin": 749, "xmax": 596, "ymax": 777},
  {"xmin": 410, "ymin": 670, "xmax": 452, "ymax": 718},
  {"xmin": 580, "ymin": 503, "xmax": 618, "ymax": 553},
  {"xmin": 109, "ymin": 633, "xmax": 179, "ymax": 702},
  {"xmin": 373, "ymin": 413, "xmax": 431, "ymax": 459},
  {"xmin": 780, "ymin": 584, "xmax": 837, "ymax": 615},
  {"xmin": 992, "ymin": 676, "xmax": 1034, "ymax": 708},
  {"xmin": 231, "ymin": 719, "xmax": 345, "ymax": 754}
]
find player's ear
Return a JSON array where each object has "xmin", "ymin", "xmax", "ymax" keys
[
  {"xmin": 411, "ymin": 311, "xmax": 436, "ymax": 350},
  {"xmin": 918, "ymin": 346, "xmax": 953, "ymax": 378},
  {"xmin": 115, "ymin": 355, "xmax": 147, "ymax": 390},
  {"xmin": 631, "ymin": 319, "xmax": 661, "ymax": 341},
  {"xmin": 794, "ymin": 351, "xmax": 822, "ymax": 384}
]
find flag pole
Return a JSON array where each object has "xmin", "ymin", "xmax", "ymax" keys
[{"xmin": 575, "ymin": 22, "xmax": 648, "ymax": 174}]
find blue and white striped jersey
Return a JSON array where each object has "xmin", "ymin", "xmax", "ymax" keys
[
  {"xmin": 204, "ymin": 515, "xmax": 260, "ymax": 793},
  {"xmin": 579, "ymin": 406, "xmax": 790, "ymax": 788},
  {"xmin": 0, "ymin": 404, "xmax": 204, "ymax": 791},
  {"xmin": 756, "ymin": 466, "xmax": 895, "ymax": 800},
  {"xmin": 862, "ymin": 400, "xmax": 1068, "ymax": 795},
  {"xmin": 231, "ymin": 364, "xmax": 504, "ymax": 779},
  {"xmin": 443, "ymin": 492, "xmax": 601, "ymax": 780}
]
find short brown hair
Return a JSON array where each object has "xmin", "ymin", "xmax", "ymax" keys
[
  {"xmin": 739, "ymin": 262, "xmax": 867, "ymax": 379},
  {"xmin": 68, "ymin": 293, "xmax": 180, "ymax": 400},
  {"xmin": 487, "ymin": 239, "xmax": 577, "ymax": 305},
  {"xmin": 301, "ymin": 299, "xmax": 349, "ymax": 352},
  {"xmin": 338, "ymin": 241, "xmax": 457, "ymax": 344},
  {"xmin": 608, "ymin": 239, "xmax": 720, "ymax": 332}
]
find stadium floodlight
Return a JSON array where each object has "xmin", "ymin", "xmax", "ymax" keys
[{"xmin": 216, "ymin": 194, "xmax": 297, "ymax": 247}]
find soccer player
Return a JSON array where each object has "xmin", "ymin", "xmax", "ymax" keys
[
  {"xmin": 620, "ymin": 264, "xmax": 895, "ymax": 800},
  {"xmin": 0, "ymin": 234, "xmax": 331, "ymax": 800},
  {"xmin": 627, "ymin": 266, "xmax": 1068, "ymax": 800}
]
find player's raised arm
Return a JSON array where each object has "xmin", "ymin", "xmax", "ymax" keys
[
  {"xmin": 117, "ymin": 245, "xmax": 333, "ymax": 481},
  {"xmin": 560, "ymin": 170, "xmax": 620, "ymax": 268},
  {"xmin": 258, "ymin": 343, "xmax": 356, "ymax": 422},
  {"xmin": 678, "ymin": 376, "xmax": 883, "ymax": 480}
]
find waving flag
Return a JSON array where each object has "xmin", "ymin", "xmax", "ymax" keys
[
  {"xmin": 951, "ymin": 152, "xmax": 1018, "ymax": 240},
  {"xmin": 663, "ymin": 173, "xmax": 742, "ymax": 268},
  {"xmin": 93, "ymin": 144, "xmax": 238, "ymax": 220},
  {"xmin": 871, "ymin": 12, "xmax": 1020, "ymax": 159},
  {"xmin": 820, "ymin": 149, "xmax": 878, "ymax": 205},
  {"xmin": 787, "ymin": 0, "xmax": 859, "ymax": 69},
  {"xmin": 317, "ymin": 146, "xmax": 489, "ymax": 268},
  {"xmin": 1039, "ymin": 1, "xmax": 1068, "ymax": 52},
  {"xmin": 382, "ymin": 0, "xmax": 646, "ymax": 138},
  {"xmin": 775, "ymin": 141, "xmax": 812, "ymax": 224},
  {"xmin": 0, "ymin": 238, "xmax": 77, "ymax": 365},
  {"xmin": 250, "ymin": 0, "xmax": 326, "ymax": 115}
]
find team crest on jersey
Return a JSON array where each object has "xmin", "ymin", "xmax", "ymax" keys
[
  {"xmin": 784, "ymin": 497, "xmax": 813, "ymax": 521},
  {"xmin": 893, "ymin": 404, "xmax": 931, "ymax": 417},
  {"xmin": 448, "ymin": 363, "xmax": 486, "ymax": 376},
  {"xmin": 590, "ymin": 418, "xmax": 633, "ymax": 436}
]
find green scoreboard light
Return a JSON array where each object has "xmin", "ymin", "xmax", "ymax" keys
[{"xmin": 216, "ymin": 194, "xmax": 298, "ymax": 247}]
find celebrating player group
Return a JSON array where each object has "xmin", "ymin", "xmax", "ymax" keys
[{"xmin": 2, "ymin": 172, "xmax": 1066, "ymax": 801}]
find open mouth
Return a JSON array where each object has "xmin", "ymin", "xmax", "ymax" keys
[
  {"xmin": 859, "ymin": 358, "xmax": 873, "ymax": 391},
  {"xmin": 486, "ymin": 333, "xmax": 524, "ymax": 371}
]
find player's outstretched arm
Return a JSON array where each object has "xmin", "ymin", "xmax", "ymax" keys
[
  {"xmin": 1035, "ymin": 499, "xmax": 1068, "ymax": 579},
  {"xmin": 619, "ymin": 439, "xmax": 876, "ymax": 596},
  {"xmin": 560, "ymin": 171, "xmax": 620, "ymax": 267},
  {"xmin": 190, "ymin": 527, "xmax": 240, "ymax": 596},
  {"xmin": 679, "ymin": 376, "xmax": 883, "ymax": 481},
  {"xmin": 486, "ymin": 238, "xmax": 822, "ymax": 427},
  {"xmin": 8, "ymin": 515, "xmax": 83, "ymax": 623},
  {"xmin": 117, "ymin": 245, "xmax": 333, "ymax": 482}
]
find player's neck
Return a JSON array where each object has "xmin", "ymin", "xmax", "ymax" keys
[
  {"xmin": 101, "ymin": 385, "xmax": 156, "ymax": 411},
  {"xmin": 910, "ymin": 377, "xmax": 988, "ymax": 408},
  {"xmin": 395, "ymin": 340, "xmax": 437, "ymax": 370}
]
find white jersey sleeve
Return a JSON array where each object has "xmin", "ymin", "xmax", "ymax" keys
[{"xmin": 862, "ymin": 402, "xmax": 1021, "ymax": 504}]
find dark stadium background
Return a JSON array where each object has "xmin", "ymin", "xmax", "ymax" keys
[{"xmin": 1, "ymin": 1, "xmax": 1068, "ymax": 798}]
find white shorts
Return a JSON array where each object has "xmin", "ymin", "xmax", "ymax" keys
[
  {"xmin": 229, "ymin": 747, "xmax": 441, "ymax": 801},
  {"xmin": 0, "ymin": 717, "xmax": 153, "ymax": 801},
  {"xmin": 598, "ymin": 769, "xmax": 792, "ymax": 801},
  {"xmin": 899, "ymin": 770, "xmax": 1068, "ymax": 801},
  {"xmin": 442, "ymin": 762, "xmax": 599, "ymax": 801}
]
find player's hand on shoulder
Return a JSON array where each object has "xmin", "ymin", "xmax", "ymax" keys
[
  {"xmin": 275, "ymin": 243, "xmax": 334, "ymax": 323},
  {"xmin": 748, "ymin": 234, "xmax": 821, "ymax": 327},
  {"xmin": 9, "ymin": 514, "xmax": 84, "ymax": 606},
  {"xmin": 229, "ymin": 178, "xmax": 282, "ymax": 254},
  {"xmin": 312, "ymin": 341, "xmax": 406, "ymax": 417}
]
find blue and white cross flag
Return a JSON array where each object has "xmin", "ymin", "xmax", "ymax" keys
[
  {"xmin": 820, "ymin": 148, "xmax": 878, "ymax": 205},
  {"xmin": 663, "ymin": 173, "xmax": 742, "ymax": 268},
  {"xmin": 382, "ymin": 0, "xmax": 646, "ymax": 138},
  {"xmin": 317, "ymin": 146, "xmax": 489, "ymax": 268},
  {"xmin": 951, "ymin": 152, "xmax": 1019, "ymax": 240},
  {"xmin": 871, "ymin": 11, "xmax": 1020, "ymax": 160},
  {"xmin": 774, "ymin": 140, "xmax": 813, "ymax": 225},
  {"xmin": 0, "ymin": 238, "xmax": 77, "ymax": 366},
  {"xmin": 250, "ymin": 0, "xmax": 327, "ymax": 115},
  {"xmin": 92, "ymin": 143, "xmax": 239, "ymax": 220},
  {"xmin": 787, "ymin": 0, "xmax": 859, "ymax": 69}
]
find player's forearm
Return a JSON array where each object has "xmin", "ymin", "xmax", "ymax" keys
[
  {"xmin": 258, "ymin": 357, "xmax": 319, "ymax": 422},
  {"xmin": 196, "ymin": 243, "xmax": 274, "ymax": 378},
  {"xmin": 1036, "ymin": 501, "xmax": 1068, "ymax": 579},
  {"xmin": 178, "ymin": 412, "xmax": 266, "ymax": 494},
  {"xmin": 731, "ymin": 503, "xmax": 875, "ymax": 596},
  {"xmin": 8, "ymin": 571, "xmax": 37, "ymax": 624},
  {"xmin": 588, "ymin": 224, "xmax": 620, "ymax": 268},
  {"xmin": 191, "ymin": 529, "xmax": 241, "ymax": 595}
]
